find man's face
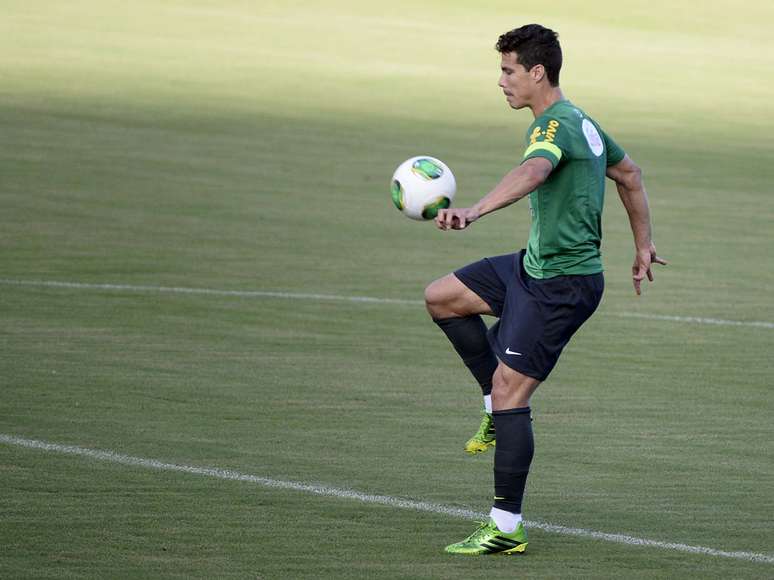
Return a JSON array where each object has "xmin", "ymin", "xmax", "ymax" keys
[{"xmin": 498, "ymin": 51, "xmax": 534, "ymax": 109}]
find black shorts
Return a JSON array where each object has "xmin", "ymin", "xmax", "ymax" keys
[{"xmin": 454, "ymin": 250, "xmax": 604, "ymax": 381}]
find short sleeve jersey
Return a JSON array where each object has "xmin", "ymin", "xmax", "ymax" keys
[{"xmin": 521, "ymin": 99, "xmax": 625, "ymax": 279}]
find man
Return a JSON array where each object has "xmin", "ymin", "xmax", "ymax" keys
[{"xmin": 425, "ymin": 24, "xmax": 666, "ymax": 555}]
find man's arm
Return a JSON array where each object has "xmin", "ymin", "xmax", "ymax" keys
[
  {"xmin": 435, "ymin": 157, "xmax": 553, "ymax": 231},
  {"xmin": 606, "ymin": 155, "xmax": 667, "ymax": 295}
]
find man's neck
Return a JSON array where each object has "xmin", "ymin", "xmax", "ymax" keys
[{"xmin": 529, "ymin": 87, "xmax": 565, "ymax": 118}]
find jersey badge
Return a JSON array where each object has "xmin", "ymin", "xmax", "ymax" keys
[{"xmin": 581, "ymin": 119, "xmax": 604, "ymax": 157}]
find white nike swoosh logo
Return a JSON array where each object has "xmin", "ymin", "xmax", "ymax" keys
[{"xmin": 505, "ymin": 348, "xmax": 523, "ymax": 356}]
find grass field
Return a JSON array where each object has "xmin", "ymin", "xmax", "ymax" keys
[{"xmin": 1, "ymin": 1, "xmax": 773, "ymax": 578}]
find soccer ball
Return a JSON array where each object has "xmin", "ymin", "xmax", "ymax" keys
[{"xmin": 390, "ymin": 156, "xmax": 456, "ymax": 220}]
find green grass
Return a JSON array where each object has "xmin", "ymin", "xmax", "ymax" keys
[{"xmin": 1, "ymin": 1, "xmax": 773, "ymax": 578}]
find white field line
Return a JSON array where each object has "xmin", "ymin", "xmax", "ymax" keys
[
  {"xmin": 1, "ymin": 278, "xmax": 772, "ymax": 330},
  {"xmin": 1, "ymin": 433, "xmax": 773, "ymax": 565},
  {"xmin": 615, "ymin": 311, "xmax": 774, "ymax": 329}
]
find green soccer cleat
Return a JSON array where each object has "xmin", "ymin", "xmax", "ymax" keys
[
  {"xmin": 445, "ymin": 519, "xmax": 528, "ymax": 555},
  {"xmin": 464, "ymin": 411, "xmax": 496, "ymax": 454}
]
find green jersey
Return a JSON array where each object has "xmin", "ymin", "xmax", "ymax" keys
[{"xmin": 521, "ymin": 99, "xmax": 625, "ymax": 278}]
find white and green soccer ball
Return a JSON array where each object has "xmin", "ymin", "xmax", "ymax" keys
[{"xmin": 390, "ymin": 156, "xmax": 456, "ymax": 220}]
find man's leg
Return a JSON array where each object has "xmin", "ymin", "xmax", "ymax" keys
[
  {"xmin": 425, "ymin": 273, "xmax": 493, "ymax": 320},
  {"xmin": 445, "ymin": 362, "xmax": 538, "ymax": 555},
  {"xmin": 425, "ymin": 274, "xmax": 500, "ymax": 453},
  {"xmin": 489, "ymin": 363, "xmax": 539, "ymax": 532}
]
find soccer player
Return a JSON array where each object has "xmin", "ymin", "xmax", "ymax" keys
[{"xmin": 425, "ymin": 24, "xmax": 666, "ymax": 555}]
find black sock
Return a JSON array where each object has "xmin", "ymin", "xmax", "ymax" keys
[
  {"xmin": 433, "ymin": 316, "xmax": 497, "ymax": 396},
  {"xmin": 492, "ymin": 407, "xmax": 533, "ymax": 514}
]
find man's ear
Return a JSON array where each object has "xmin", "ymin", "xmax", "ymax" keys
[{"xmin": 530, "ymin": 64, "xmax": 546, "ymax": 83}]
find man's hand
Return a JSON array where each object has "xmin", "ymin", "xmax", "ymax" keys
[
  {"xmin": 435, "ymin": 207, "xmax": 481, "ymax": 231},
  {"xmin": 632, "ymin": 242, "xmax": 668, "ymax": 295}
]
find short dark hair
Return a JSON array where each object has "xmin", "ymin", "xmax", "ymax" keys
[{"xmin": 496, "ymin": 24, "xmax": 562, "ymax": 86}]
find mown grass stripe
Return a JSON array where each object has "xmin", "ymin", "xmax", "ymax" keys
[
  {"xmin": 1, "ymin": 278, "xmax": 771, "ymax": 329},
  {"xmin": 1, "ymin": 433, "xmax": 772, "ymax": 565}
]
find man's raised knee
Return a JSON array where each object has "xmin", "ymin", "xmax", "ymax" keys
[
  {"xmin": 424, "ymin": 278, "xmax": 447, "ymax": 318},
  {"xmin": 425, "ymin": 274, "xmax": 491, "ymax": 319}
]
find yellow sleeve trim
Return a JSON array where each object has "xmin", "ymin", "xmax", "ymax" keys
[{"xmin": 523, "ymin": 141, "xmax": 562, "ymax": 162}]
